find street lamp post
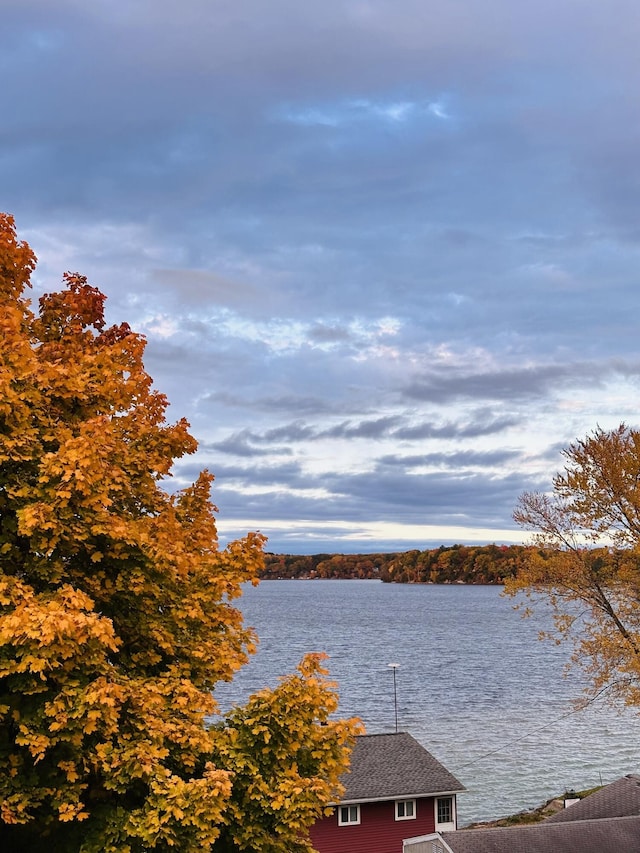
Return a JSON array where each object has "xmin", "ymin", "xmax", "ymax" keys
[{"xmin": 388, "ymin": 663, "xmax": 400, "ymax": 733}]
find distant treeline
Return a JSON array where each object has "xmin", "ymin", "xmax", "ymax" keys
[{"xmin": 261, "ymin": 544, "xmax": 534, "ymax": 585}]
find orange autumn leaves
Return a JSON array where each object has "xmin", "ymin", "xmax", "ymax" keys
[
  {"xmin": 509, "ymin": 424, "xmax": 640, "ymax": 709},
  {"xmin": 0, "ymin": 214, "xmax": 359, "ymax": 853}
]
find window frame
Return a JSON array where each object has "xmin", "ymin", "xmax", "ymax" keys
[
  {"xmin": 395, "ymin": 798, "xmax": 417, "ymax": 821},
  {"xmin": 435, "ymin": 796, "xmax": 455, "ymax": 829},
  {"xmin": 337, "ymin": 804, "xmax": 361, "ymax": 826}
]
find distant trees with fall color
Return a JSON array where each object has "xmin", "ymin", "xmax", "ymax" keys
[{"xmin": 262, "ymin": 544, "xmax": 534, "ymax": 584}]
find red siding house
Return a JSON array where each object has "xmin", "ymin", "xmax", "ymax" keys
[{"xmin": 309, "ymin": 732, "xmax": 465, "ymax": 853}]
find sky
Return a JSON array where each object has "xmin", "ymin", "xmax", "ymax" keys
[{"xmin": 3, "ymin": 0, "xmax": 640, "ymax": 554}]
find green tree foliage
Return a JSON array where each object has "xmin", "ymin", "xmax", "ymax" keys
[
  {"xmin": 508, "ymin": 424, "xmax": 640, "ymax": 707},
  {"xmin": 0, "ymin": 214, "xmax": 359, "ymax": 852}
]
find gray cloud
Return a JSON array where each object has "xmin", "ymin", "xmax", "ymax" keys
[
  {"xmin": 151, "ymin": 269, "xmax": 264, "ymax": 310},
  {"xmin": 210, "ymin": 431, "xmax": 293, "ymax": 459},
  {"xmin": 392, "ymin": 412, "xmax": 521, "ymax": 440},
  {"xmin": 308, "ymin": 323, "xmax": 353, "ymax": 343},
  {"xmin": 403, "ymin": 361, "xmax": 640, "ymax": 405},
  {"xmin": 320, "ymin": 416, "xmax": 404, "ymax": 439},
  {"xmin": 208, "ymin": 410, "xmax": 522, "ymax": 454},
  {"xmin": 209, "ymin": 467, "xmax": 535, "ymax": 529},
  {"xmin": 377, "ymin": 450, "xmax": 521, "ymax": 469}
]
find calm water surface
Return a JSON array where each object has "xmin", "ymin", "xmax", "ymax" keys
[{"xmin": 214, "ymin": 579, "xmax": 640, "ymax": 825}]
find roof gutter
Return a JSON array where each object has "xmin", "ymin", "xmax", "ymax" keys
[{"xmin": 331, "ymin": 788, "xmax": 465, "ymax": 806}]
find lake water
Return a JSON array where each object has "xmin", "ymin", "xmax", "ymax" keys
[{"xmin": 213, "ymin": 579, "xmax": 640, "ymax": 826}]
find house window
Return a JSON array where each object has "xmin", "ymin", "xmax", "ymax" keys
[
  {"xmin": 338, "ymin": 804, "xmax": 360, "ymax": 826},
  {"xmin": 395, "ymin": 799, "xmax": 416, "ymax": 820},
  {"xmin": 436, "ymin": 797, "xmax": 453, "ymax": 826}
]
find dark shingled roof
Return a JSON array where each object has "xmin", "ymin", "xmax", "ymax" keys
[
  {"xmin": 545, "ymin": 774, "xmax": 640, "ymax": 823},
  {"xmin": 438, "ymin": 815, "xmax": 640, "ymax": 853},
  {"xmin": 340, "ymin": 732, "xmax": 465, "ymax": 803}
]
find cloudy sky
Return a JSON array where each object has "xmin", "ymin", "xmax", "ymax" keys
[{"xmin": 4, "ymin": 0, "xmax": 640, "ymax": 553}]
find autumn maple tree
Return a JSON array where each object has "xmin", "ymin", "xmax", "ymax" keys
[
  {"xmin": 508, "ymin": 424, "xmax": 640, "ymax": 708},
  {"xmin": 0, "ymin": 214, "xmax": 359, "ymax": 852}
]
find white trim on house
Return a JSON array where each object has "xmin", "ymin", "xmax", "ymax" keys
[
  {"xmin": 336, "ymin": 789, "xmax": 461, "ymax": 806},
  {"xmin": 337, "ymin": 804, "xmax": 361, "ymax": 826},
  {"xmin": 435, "ymin": 795, "xmax": 457, "ymax": 832},
  {"xmin": 395, "ymin": 798, "xmax": 417, "ymax": 820},
  {"xmin": 403, "ymin": 832, "xmax": 455, "ymax": 853}
]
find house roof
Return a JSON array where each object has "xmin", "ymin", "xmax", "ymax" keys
[
  {"xmin": 339, "ymin": 732, "xmax": 465, "ymax": 803},
  {"xmin": 436, "ymin": 815, "xmax": 640, "ymax": 853},
  {"xmin": 545, "ymin": 774, "xmax": 640, "ymax": 823},
  {"xmin": 405, "ymin": 775, "xmax": 640, "ymax": 853}
]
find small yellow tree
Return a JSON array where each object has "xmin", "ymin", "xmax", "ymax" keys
[
  {"xmin": 508, "ymin": 424, "xmax": 640, "ymax": 708},
  {"xmin": 0, "ymin": 214, "xmax": 359, "ymax": 852}
]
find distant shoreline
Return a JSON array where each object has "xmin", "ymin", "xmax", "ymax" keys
[
  {"xmin": 260, "ymin": 544, "xmax": 530, "ymax": 584},
  {"xmin": 260, "ymin": 576, "xmax": 504, "ymax": 585}
]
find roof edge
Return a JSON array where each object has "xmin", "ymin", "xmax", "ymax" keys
[{"xmin": 332, "ymin": 788, "xmax": 466, "ymax": 806}]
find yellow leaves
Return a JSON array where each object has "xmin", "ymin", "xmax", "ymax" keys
[
  {"xmin": 1, "ymin": 793, "xmax": 35, "ymax": 825},
  {"xmin": 210, "ymin": 655, "xmax": 362, "ymax": 852},
  {"xmin": 15, "ymin": 731, "xmax": 51, "ymax": 763},
  {"xmin": 57, "ymin": 761, "xmax": 80, "ymax": 783},
  {"xmin": 0, "ymin": 576, "xmax": 129, "ymax": 792},
  {"xmin": 0, "ymin": 579, "xmax": 13, "ymax": 607},
  {"xmin": 0, "ymin": 580, "xmax": 119, "ymax": 671},
  {"xmin": 297, "ymin": 651, "xmax": 330, "ymax": 679},
  {"xmin": 0, "ymin": 215, "xmax": 358, "ymax": 852},
  {"xmin": 15, "ymin": 502, "xmax": 48, "ymax": 538},
  {"xmin": 58, "ymin": 802, "xmax": 88, "ymax": 822},
  {"xmin": 0, "ymin": 213, "xmax": 36, "ymax": 301},
  {"xmin": 117, "ymin": 764, "xmax": 233, "ymax": 852},
  {"xmin": 512, "ymin": 423, "xmax": 640, "ymax": 709}
]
